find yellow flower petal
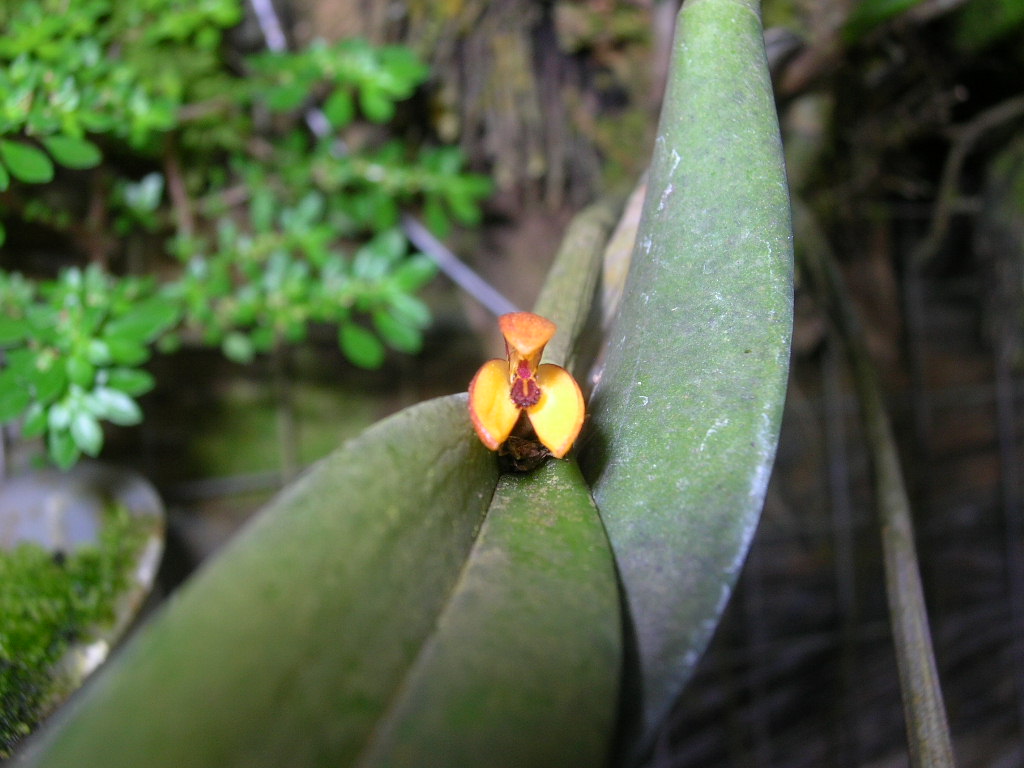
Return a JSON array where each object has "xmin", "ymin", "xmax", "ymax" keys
[
  {"xmin": 499, "ymin": 312, "xmax": 556, "ymax": 361},
  {"xmin": 526, "ymin": 363, "xmax": 585, "ymax": 458},
  {"xmin": 468, "ymin": 358, "xmax": 521, "ymax": 451}
]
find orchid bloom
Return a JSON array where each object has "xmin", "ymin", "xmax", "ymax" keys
[{"xmin": 468, "ymin": 312, "xmax": 585, "ymax": 459}]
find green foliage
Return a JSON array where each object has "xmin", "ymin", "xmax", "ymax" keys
[
  {"xmin": 953, "ymin": 0, "xmax": 1024, "ymax": 52},
  {"xmin": 245, "ymin": 38, "xmax": 429, "ymax": 125},
  {"xmin": 0, "ymin": 267, "xmax": 178, "ymax": 468},
  {"xmin": 0, "ymin": 503, "xmax": 146, "ymax": 758},
  {"xmin": 842, "ymin": 0, "xmax": 927, "ymax": 42},
  {"xmin": 0, "ymin": 0, "xmax": 229, "ymax": 174},
  {"xmin": 0, "ymin": 0, "xmax": 492, "ymax": 468}
]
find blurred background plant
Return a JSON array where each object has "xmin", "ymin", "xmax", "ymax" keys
[{"xmin": 0, "ymin": 0, "xmax": 490, "ymax": 471}]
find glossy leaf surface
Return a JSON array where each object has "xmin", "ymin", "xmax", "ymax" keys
[{"xmin": 580, "ymin": 0, "xmax": 794, "ymax": 757}]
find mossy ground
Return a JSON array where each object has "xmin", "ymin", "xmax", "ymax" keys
[{"xmin": 0, "ymin": 504, "xmax": 145, "ymax": 757}]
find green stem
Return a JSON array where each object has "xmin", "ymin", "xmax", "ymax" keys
[
  {"xmin": 531, "ymin": 194, "xmax": 624, "ymax": 370},
  {"xmin": 794, "ymin": 199, "xmax": 956, "ymax": 768}
]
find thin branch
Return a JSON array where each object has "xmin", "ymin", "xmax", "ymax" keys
[
  {"xmin": 400, "ymin": 214, "xmax": 519, "ymax": 317},
  {"xmin": 794, "ymin": 198, "xmax": 956, "ymax": 768},
  {"xmin": 164, "ymin": 135, "xmax": 195, "ymax": 239},
  {"xmin": 911, "ymin": 95, "xmax": 1024, "ymax": 268},
  {"xmin": 248, "ymin": 0, "xmax": 288, "ymax": 52}
]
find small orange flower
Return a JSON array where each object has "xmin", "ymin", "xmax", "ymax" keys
[{"xmin": 468, "ymin": 312, "xmax": 585, "ymax": 459}]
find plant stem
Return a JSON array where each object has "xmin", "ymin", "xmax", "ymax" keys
[
  {"xmin": 794, "ymin": 199, "xmax": 956, "ymax": 768},
  {"xmin": 530, "ymin": 194, "xmax": 623, "ymax": 370},
  {"xmin": 400, "ymin": 214, "xmax": 519, "ymax": 317},
  {"xmin": 910, "ymin": 95, "xmax": 1024, "ymax": 268}
]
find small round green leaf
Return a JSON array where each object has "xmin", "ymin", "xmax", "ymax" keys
[
  {"xmin": 0, "ymin": 139, "xmax": 55, "ymax": 184},
  {"xmin": 86, "ymin": 339, "xmax": 113, "ymax": 366},
  {"xmin": 222, "ymin": 332, "xmax": 256, "ymax": 364},
  {"xmin": 390, "ymin": 257, "xmax": 438, "ymax": 294},
  {"xmin": 266, "ymin": 83, "xmax": 308, "ymax": 112},
  {"xmin": 444, "ymin": 190, "xmax": 481, "ymax": 225},
  {"xmin": 104, "ymin": 296, "xmax": 181, "ymax": 344},
  {"xmin": 387, "ymin": 291, "xmax": 432, "ymax": 328},
  {"xmin": 90, "ymin": 387, "xmax": 142, "ymax": 426},
  {"xmin": 323, "ymin": 88, "xmax": 355, "ymax": 128},
  {"xmin": 105, "ymin": 368, "xmax": 156, "ymax": 397},
  {"xmin": 0, "ymin": 315, "xmax": 27, "ymax": 344},
  {"xmin": 359, "ymin": 85, "xmax": 395, "ymax": 123},
  {"xmin": 0, "ymin": 372, "xmax": 31, "ymax": 421},
  {"xmin": 339, "ymin": 322, "xmax": 385, "ymax": 369},
  {"xmin": 104, "ymin": 338, "xmax": 150, "ymax": 366},
  {"xmin": 372, "ymin": 309, "xmax": 422, "ymax": 354},
  {"xmin": 31, "ymin": 361, "xmax": 67, "ymax": 405},
  {"xmin": 22, "ymin": 402, "xmax": 47, "ymax": 438},
  {"xmin": 48, "ymin": 428, "xmax": 80, "ymax": 469},
  {"xmin": 41, "ymin": 135, "xmax": 102, "ymax": 169},
  {"xmin": 70, "ymin": 411, "xmax": 104, "ymax": 457},
  {"xmin": 66, "ymin": 355, "xmax": 96, "ymax": 388}
]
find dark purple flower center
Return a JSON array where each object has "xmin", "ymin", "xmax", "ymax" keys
[{"xmin": 510, "ymin": 359, "xmax": 541, "ymax": 408}]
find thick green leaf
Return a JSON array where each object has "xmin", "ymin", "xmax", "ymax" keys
[
  {"xmin": 357, "ymin": 459, "xmax": 620, "ymax": 767},
  {"xmin": 18, "ymin": 396, "xmax": 500, "ymax": 768},
  {"xmin": 0, "ymin": 140, "xmax": 54, "ymax": 184},
  {"xmin": 579, "ymin": 0, "xmax": 793, "ymax": 758}
]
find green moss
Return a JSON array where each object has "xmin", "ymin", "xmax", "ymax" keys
[{"xmin": 0, "ymin": 504, "xmax": 146, "ymax": 757}]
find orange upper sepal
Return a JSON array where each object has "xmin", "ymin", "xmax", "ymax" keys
[{"xmin": 499, "ymin": 312, "xmax": 556, "ymax": 369}]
